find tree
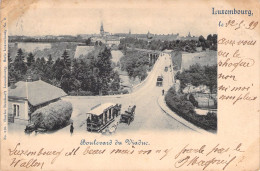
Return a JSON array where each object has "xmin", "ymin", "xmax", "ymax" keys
[
  {"xmin": 110, "ymin": 71, "xmax": 120, "ymax": 91},
  {"xmin": 40, "ymin": 57, "xmax": 46, "ymax": 67},
  {"xmin": 204, "ymin": 65, "xmax": 217, "ymax": 94},
  {"xmin": 27, "ymin": 53, "xmax": 35, "ymax": 67},
  {"xmin": 8, "ymin": 52, "xmax": 16, "ymax": 86},
  {"xmin": 14, "ymin": 48, "xmax": 27, "ymax": 76},
  {"xmin": 207, "ymin": 34, "xmax": 213, "ymax": 41},
  {"xmin": 61, "ymin": 50, "xmax": 71, "ymax": 69},
  {"xmin": 85, "ymin": 38, "xmax": 92, "ymax": 45},
  {"xmin": 44, "ymin": 55, "xmax": 54, "ymax": 81},
  {"xmin": 47, "ymin": 55, "xmax": 53, "ymax": 65},
  {"xmin": 212, "ymin": 34, "xmax": 218, "ymax": 44},
  {"xmin": 16, "ymin": 48, "xmax": 25, "ymax": 61},
  {"xmin": 123, "ymin": 44, "xmax": 127, "ymax": 55},
  {"xmin": 175, "ymin": 64, "xmax": 217, "ymax": 94},
  {"xmin": 52, "ymin": 58, "xmax": 65, "ymax": 81},
  {"xmin": 94, "ymin": 47, "xmax": 113, "ymax": 95},
  {"xmin": 198, "ymin": 35, "xmax": 206, "ymax": 43}
]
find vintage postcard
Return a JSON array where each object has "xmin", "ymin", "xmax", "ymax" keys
[{"xmin": 0, "ymin": 0, "xmax": 259, "ymax": 170}]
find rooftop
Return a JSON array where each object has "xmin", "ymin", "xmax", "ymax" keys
[
  {"xmin": 74, "ymin": 46, "xmax": 95, "ymax": 58},
  {"xmin": 8, "ymin": 80, "xmax": 67, "ymax": 106},
  {"xmin": 86, "ymin": 103, "xmax": 116, "ymax": 116}
]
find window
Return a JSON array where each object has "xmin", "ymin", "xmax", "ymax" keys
[{"xmin": 13, "ymin": 104, "xmax": 20, "ymax": 117}]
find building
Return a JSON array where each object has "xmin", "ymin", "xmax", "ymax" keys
[
  {"xmin": 90, "ymin": 22, "xmax": 120, "ymax": 47},
  {"xmin": 8, "ymin": 80, "xmax": 67, "ymax": 122},
  {"xmin": 74, "ymin": 45, "xmax": 95, "ymax": 58},
  {"xmin": 100, "ymin": 22, "xmax": 110, "ymax": 37},
  {"xmin": 105, "ymin": 36, "xmax": 120, "ymax": 47},
  {"xmin": 180, "ymin": 32, "xmax": 198, "ymax": 41},
  {"xmin": 100, "ymin": 22, "xmax": 104, "ymax": 36},
  {"xmin": 91, "ymin": 37, "xmax": 106, "ymax": 44}
]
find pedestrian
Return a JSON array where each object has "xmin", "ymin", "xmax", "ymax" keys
[
  {"xmin": 162, "ymin": 89, "xmax": 165, "ymax": 95},
  {"xmin": 70, "ymin": 122, "xmax": 74, "ymax": 135},
  {"xmin": 128, "ymin": 105, "xmax": 132, "ymax": 113}
]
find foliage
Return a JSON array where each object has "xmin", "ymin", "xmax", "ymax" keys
[
  {"xmin": 120, "ymin": 50, "xmax": 149, "ymax": 80},
  {"xmin": 85, "ymin": 38, "xmax": 92, "ymax": 45},
  {"xmin": 204, "ymin": 65, "xmax": 217, "ymax": 94},
  {"xmin": 9, "ymin": 35, "xmax": 85, "ymax": 43},
  {"xmin": 61, "ymin": 50, "xmax": 71, "ymax": 69},
  {"xmin": 8, "ymin": 48, "xmax": 27, "ymax": 84},
  {"xmin": 122, "ymin": 89, "xmax": 129, "ymax": 94},
  {"xmin": 186, "ymin": 94, "xmax": 198, "ymax": 107},
  {"xmin": 27, "ymin": 52, "xmax": 35, "ymax": 67},
  {"xmin": 175, "ymin": 64, "xmax": 217, "ymax": 94},
  {"xmin": 14, "ymin": 48, "xmax": 27, "ymax": 74},
  {"xmin": 165, "ymin": 87, "xmax": 195, "ymax": 115},
  {"xmin": 171, "ymin": 51, "xmax": 182, "ymax": 70},
  {"xmin": 8, "ymin": 45, "xmax": 120, "ymax": 96},
  {"xmin": 119, "ymin": 34, "xmax": 217, "ymax": 53},
  {"xmin": 165, "ymin": 87, "xmax": 217, "ymax": 131},
  {"xmin": 198, "ymin": 34, "xmax": 217, "ymax": 51}
]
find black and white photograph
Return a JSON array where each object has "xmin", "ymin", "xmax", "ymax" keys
[{"xmin": 6, "ymin": 1, "xmax": 218, "ymax": 136}]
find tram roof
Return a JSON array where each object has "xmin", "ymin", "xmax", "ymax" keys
[{"xmin": 86, "ymin": 103, "xmax": 116, "ymax": 116}]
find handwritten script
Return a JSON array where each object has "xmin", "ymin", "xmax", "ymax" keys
[
  {"xmin": 7, "ymin": 142, "xmax": 246, "ymax": 170},
  {"xmin": 217, "ymin": 19, "xmax": 258, "ymax": 105}
]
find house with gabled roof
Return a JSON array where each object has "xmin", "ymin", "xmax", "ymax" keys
[{"xmin": 8, "ymin": 80, "xmax": 67, "ymax": 122}]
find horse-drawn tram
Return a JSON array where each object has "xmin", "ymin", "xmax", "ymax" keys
[{"xmin": 86, "ymin": 103, "xmax": 122, "ymax": 133}]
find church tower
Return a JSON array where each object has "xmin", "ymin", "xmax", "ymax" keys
[
  {"xmin": 147, "ymin": 31, "xmax": 152, "ymax": 39},
  {"xmin": 188, "ymin": 32, "xmax": 191, "ymax": 37},
  {"xmin": 100, "ymin": 21, "xmax": 104, "ymax": 37}
]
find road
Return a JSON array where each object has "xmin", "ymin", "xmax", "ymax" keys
[{"xmin": 62, "ymin": 53, "xmax": 191, "ymax": 134}]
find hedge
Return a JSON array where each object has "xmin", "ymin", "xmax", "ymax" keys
[{"xmin": 165, "ymin": 87, "xmax": 217, "ymax": 131}]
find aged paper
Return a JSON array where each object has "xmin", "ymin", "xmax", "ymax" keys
[{"xmin": 0, "ymin": 0, "xmax": 259, "ymax": 170}]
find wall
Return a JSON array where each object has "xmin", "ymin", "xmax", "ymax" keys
[{"xmin": 8, "ymin": 99, "xmax": 28, "ymax": 121}]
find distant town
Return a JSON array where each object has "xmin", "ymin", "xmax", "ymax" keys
[{"xmin": 9, "ymin": 22, "xmax": 199, "ymax": 43}]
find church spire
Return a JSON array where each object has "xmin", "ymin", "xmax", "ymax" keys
[{"xmin": 100, "ymin": 21, "xmax": 104, "ymax": 36}]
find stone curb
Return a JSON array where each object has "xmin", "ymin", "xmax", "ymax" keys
[{"xmin": 157, "ymin": 95, "xmax": 211, "ymax": 134}]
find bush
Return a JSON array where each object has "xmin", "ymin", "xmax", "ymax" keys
[
  {"xmin": 120, "ymin": 50, "xmax": 149, "ymax": 80},
  {"xmin": 165, "ymin": 87, "xmax": 217, "ymax": 131},
  {"xmin": 31, "ymin": 100, "xmax": 73, "ymax": 130},
  {"xmin": 69, "ymin": 90, "xmax": 94, "ymax": 96},
  {"xmin": 114, "ymin": 91, "xmax": 122, "ymax": 95},
  {"xmin": 186, "ymin": 94, "xmax": 198, "ymax": 107},
  {"xmin": 165, "ymin": 88, "xmax": 195, "ymax": 115},
  {"xmin": 122, "ymin": 89, "xmax": 129, "ymax": 94}
]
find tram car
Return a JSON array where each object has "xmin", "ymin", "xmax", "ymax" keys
[
  {"xmin": 156, "ymin": 76, "xmax": 163, "ymax": 86},
  {"xmin": 86, "ymin": 103, "xmax": 121, "ymax": 133}
]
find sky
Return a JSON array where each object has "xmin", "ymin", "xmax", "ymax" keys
[{"xmin": 8, "ymin": 0, "xmax": 217, "ymax": 37}]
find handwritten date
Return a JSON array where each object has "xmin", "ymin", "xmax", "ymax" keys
[{"xmin": 220, "ymin": 20, "xmax": 258, "ymax": 30}]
